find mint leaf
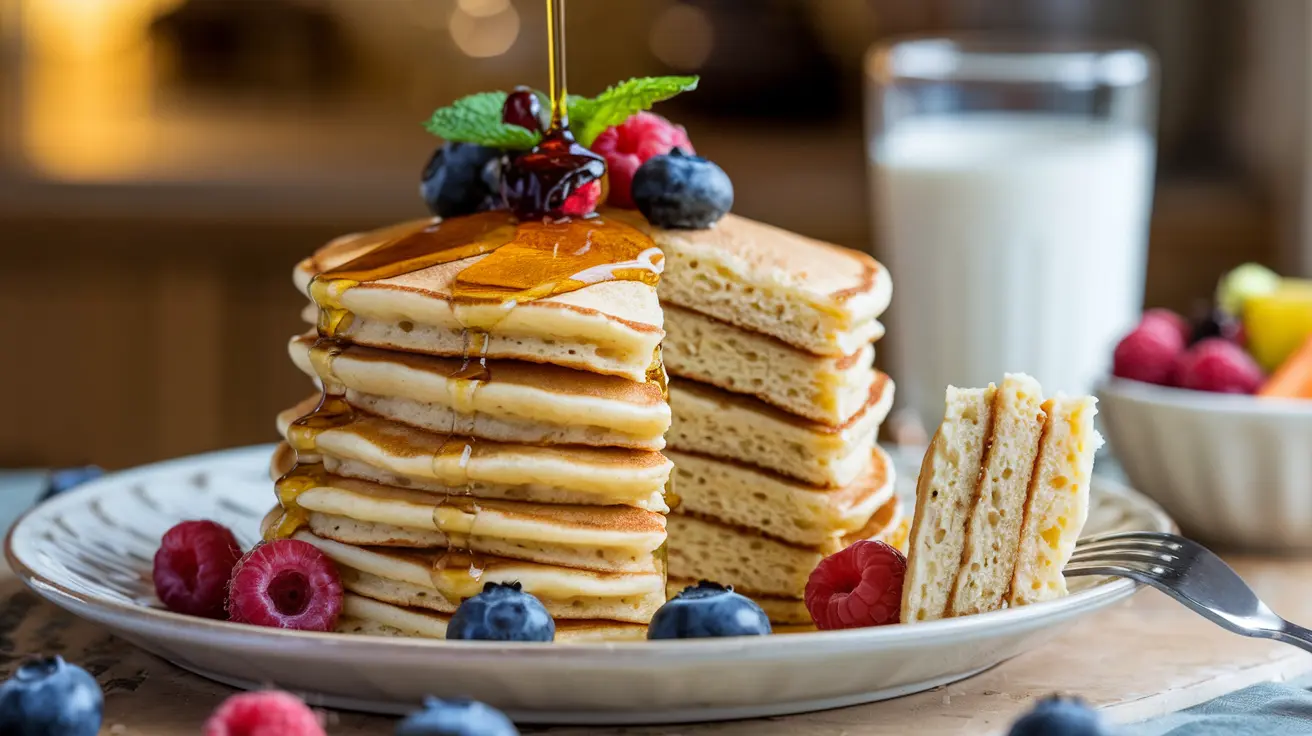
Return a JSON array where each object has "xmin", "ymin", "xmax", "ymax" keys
[
  {"xmin": 423, "ymin": 92, "xmax": 540, "ymax": 149},
  {"xmin": 570, "ymin": 76, "xmax": 699, "ymax": 146}
]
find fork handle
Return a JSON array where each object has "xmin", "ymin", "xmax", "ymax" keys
[{"xmin": 1271, "ymin": 621, "xmax": 1312, "ymax": 654}]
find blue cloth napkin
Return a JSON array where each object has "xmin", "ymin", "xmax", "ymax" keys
[{"xmin": 1127, "ymin": 677, "xmax": 1312, "ymax": 735}]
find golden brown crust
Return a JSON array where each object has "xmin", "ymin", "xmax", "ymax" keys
[
  {"xmin": 290, "ymin": 334, "xmax": 663, "ymax": 406},
  {"xmin": 673, "ymin": 372, "xmax": 892, "ymax": 434}
]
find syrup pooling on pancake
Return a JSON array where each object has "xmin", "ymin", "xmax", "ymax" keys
[{"xmin": 272, "ymin": 209, "xmax": 667, "ymax": 542}]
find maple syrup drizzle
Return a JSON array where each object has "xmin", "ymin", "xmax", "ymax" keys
[{"xmin": 270, "ymin": 0, "xmax": 671, "ymax": 605}]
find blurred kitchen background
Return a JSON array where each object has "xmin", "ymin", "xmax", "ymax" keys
[{"xmin": 0, "ymin": 0, "xmax": 1308, "ymax": 468}]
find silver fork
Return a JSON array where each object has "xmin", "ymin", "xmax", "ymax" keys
[{"xmin": 1064, "ymin": 530, "xmax": 1312, "ymax": 653}]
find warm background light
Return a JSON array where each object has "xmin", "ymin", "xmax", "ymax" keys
[
  {"xmin": 449, "ymin": 0, "xmax": 520, "ymax": 58},
  {"xmin": 649, "ymin": 2, "xmax": 713, "ymax": 72},
  {"xmin": 19, "ymin": 0, "xmax": 180, "ymax": 180}
]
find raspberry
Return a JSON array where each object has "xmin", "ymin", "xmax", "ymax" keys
[
  {"xmin": 1112, "ymin": 322, "xmax": 1185, "ymax": 386},
  {"xmin": 1141, "ymin": 309, "xmax": 1190, "ymax": 344},
  {"xmin": 591, "ymin": 112, "xmax": 693, "ymax": 208},
  {"xmin": 226, "ymin": 540, "xmax": 342, "ymax": 632},
  {"xmin": 153, "ymin": 521, "xmax": 242, "ymax": 619},
  {"xmin": 1174, "ymin": 338, "xmax": 1264, "ymax": 394},
  {"xmin": 203, "ymin": 691, "xmax": 325, "ymax": 736},
  {"xmin": 805, "ymin": 540, "xmax": 906, "ymax": 630},
  {"xmin": 560, "ymin": 180, "xmax": 601, "ymax": 218}
]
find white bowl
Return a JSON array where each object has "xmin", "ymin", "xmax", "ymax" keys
[{"xmin": 1097, "ymin": 378, "xmax": 1312, "ymax": 551}]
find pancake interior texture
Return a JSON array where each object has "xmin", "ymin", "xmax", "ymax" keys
[{"xmin": 902, "ymin": 376, "xmax": 1101, "ymax": 624}]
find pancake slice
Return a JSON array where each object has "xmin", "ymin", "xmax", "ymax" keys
[
  {"xmin": 294, "ymin": 531, "xmax": 664, "ymax": 624},
  {"xmin": 289, "ymin": 334, "xmax": 669, "ymax": 449},
  {"xmin": 666, "ymin": 494, "xmax": 905, "ymax": 600},
  {"xmin": 663, "ymin": 305, "xmax": 880, "ymax": 425},
  {"xmin": 1008, "ymin": 394, "xmax": 1102, "ymax": 607},
  {"xmin": 261, "ymin": 473, "xmax": 666, "ymax": 573},
  {"xmin": 901, "ymin": 377, "xmax": 1100, "ymax": 624},
  {"xmin": 668, "ymin": 375, "xmax": 893, "ymax": 488},
  {"xmin": 294, "ymin": 217, "xmax": 664, "ymax": 381},
  {"xmin": 900, "ymin": 384, "xmax": 997, "ymax": 624},
  {"xmin": 336, "ymin": 593, "xmax": 648, "ymax": 642},
  {"xmin": 276, "ymin": 400, "xmax": 672, "ymax": 508},
  {"xmin": 947, "ymin": 374, "xmax": 1046, "ymax": 617},
  {"xmin": 665, "ymin": 447, "xmax": 894, "ymax": 547},
  {"xmin": 608, "ymin": 209, "xmax": 891, "ymax": 356}
]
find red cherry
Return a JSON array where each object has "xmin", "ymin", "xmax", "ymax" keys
[{"xmin": 502, "ymin": 88, "xmax": 543, "ymax": 133}]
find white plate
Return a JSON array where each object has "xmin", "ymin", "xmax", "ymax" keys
[{"xmin": 6, "ymin": 444, "xmax": 1171, "ymax": 725}]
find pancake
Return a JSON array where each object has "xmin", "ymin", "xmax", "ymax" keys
[
  {"xmin": 948, "ymin": 374, "xmax": 1046, "ymax": 617},
  {"xmin": 295, "ymin": 531, "xmax": 664, "ymax": 624},
  {"xmin": 336, "ymin": 593, "xmax": 648, "ymax": 642},
  {"xmin": 664, "ymin": 579, "xmax": 814, "ymax": 626},
  {"xmin": 663, "ymin": 305, "xmax": 879, "ymax": 425},
  {"xmin": 261, "ymin": 474, "xmax": 665, "ymax": 573},
  {"xmin": 276, "ymin": 400, "xmax": 672, "ymax": 509},
  {"xmin": 608, "ymin": 209, "xmax": 891, "ymax": 357},
  {"xmin": 289, "ymin": 333, "xmax": 669, "ymax": 449},
  {"xmin": 901, "ymin": 378, "xmax": 1101, "ymax": 624},
  {"xmin": 901, "ymin": 384, "xmax": 997, "ymax": 624},
  {"xmin": 667, "ymin": 375, "xmax": 892, "ymax": 488},
  {"xmin": 294, "ymin": 217, "xmax": 664, "ymax": 381},
  {"xmin": 1008, "ymin": 394, "xmax": 1101, "ymax": 608},
  {"xmin": 665, "ymin": 446, "xmax": 894, "ymax": 547},
  {"xmin": 666, "ymin": 495, "xmax": 904, "ymax": 599}
]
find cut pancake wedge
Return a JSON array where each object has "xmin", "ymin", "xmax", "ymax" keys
[
  {"xmin": 292, "ymin": 530, "xmax": 664, "ymax": 624},
  {"xmin": 665, "ymin": 446, "xmax": 894, "ymax": 547},
  {"xmin": 295, "ymin": 216, "xmax": 664, "ymax": 381},
  {"xmin": 289, "ymin": 334, "xmax": 669, "ymax": 449},
  {"xmin": 900, "ymin": 384, "xmax": 997, "ymax": 624},
  {"xmin": 1009, "ymin": 394, "xmax": 1102, "ymax": 607},
  {"xmin": 901, "ymin": 376, "xmax": 1101, "ymax": 624},
  {"xmin": 668, "ymin": 374, "xmax": 893, "ymax": 488},
  {"xmin": 946, "ymin": 374, "xmax": 1046, "ymax": 617},
  {"xmin": 276, "ymin": 400, "xmax": 672, "ymax": 509},
  {"xmin": 663, "ymin": 305, "xmax": 880, "ymax": 425},
  {"xmin": 337, "ymin": 593, "xmax": 648, "ymax": 642}
]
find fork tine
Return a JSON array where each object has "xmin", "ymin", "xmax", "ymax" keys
[
  {"xmin": 1068, "ymin": 547, "xmax": 1180, "ymax": 565},
  {"xmin": 1076, "ymin": 530, "xmax": 1184, "ymax": 548},
  {"xmin": 1063, "ymin": 561, "xmax": 1166, "ymax": 580},
  {"xmin": 1069, "ymin": 538, "xmax": 1183, "ymax": 557}
]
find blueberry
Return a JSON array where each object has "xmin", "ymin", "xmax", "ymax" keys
[
  {"xmin": 420, "ymin": 143, "xmax": 504, "ymax": 218},
  {"xmin": 647, "ymin": 581, "xmax": 771, "ymax": 639},
  {"xmin": 42, "ymin": 467, "xmax": 104, "ymax": 500},
  {"xmin": 446, "ymin": 582, "xmax": 554, "ymax": 642},
  {"xmin": 0, "ymin": 656, "xmax": 103, "ymax": 736},
  {"xmin": 631, "ymin": 149, "xmax": 733, "ymax": 229},
  {"xmin": 1190, "ymin": 306, "xmax": 1241, "ymax": 345},
  {"xmin": 396, "ymin": 697, "xmax": 518, "ymax": 736},
  {"xmin": 1008, "ymin": 695, "xmax": 1112, "ymax": 736}
]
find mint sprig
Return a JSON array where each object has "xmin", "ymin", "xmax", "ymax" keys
[
  {"xmin": 422, "ymin": 76, "xmax": 699, "ymax": 150},
  {"xmin": 423, "ymin": 91, "xmax": 540, "ymax": 150},
  {"xmin": 569, "ymin": 76, "xmax": 698, "ymax": 146}
]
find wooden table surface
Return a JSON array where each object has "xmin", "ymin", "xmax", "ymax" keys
[{"xmin": 3, "ymin": 557, "xmax": 1311, "ymax": 736}]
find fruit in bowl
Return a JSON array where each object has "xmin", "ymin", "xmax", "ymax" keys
[
  {"xmin": 1101, "ymin": 265, "xmax": 1312, "ymax": 550},
  {"xmin": 1111, "ymin": 264, "xmax": 1312, "ymax": 400}
]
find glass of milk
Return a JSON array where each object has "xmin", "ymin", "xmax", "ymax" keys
[{"xmin": 867, "ymin": 37, "xmax": 1158, "ymax": 435}]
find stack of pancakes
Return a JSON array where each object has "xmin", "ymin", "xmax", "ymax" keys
[
  {"xmin": 615, "ymin": 212, "xmax": 904, "ymax": 626},
  {"xmin": 268, "ymin": 217, "xmax": 673, "ymax": 642}
]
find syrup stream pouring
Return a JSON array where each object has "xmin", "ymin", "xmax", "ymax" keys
[{"xmin": 1065, "ymin": 531, "xmax": 1312, "ymax": 652}]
